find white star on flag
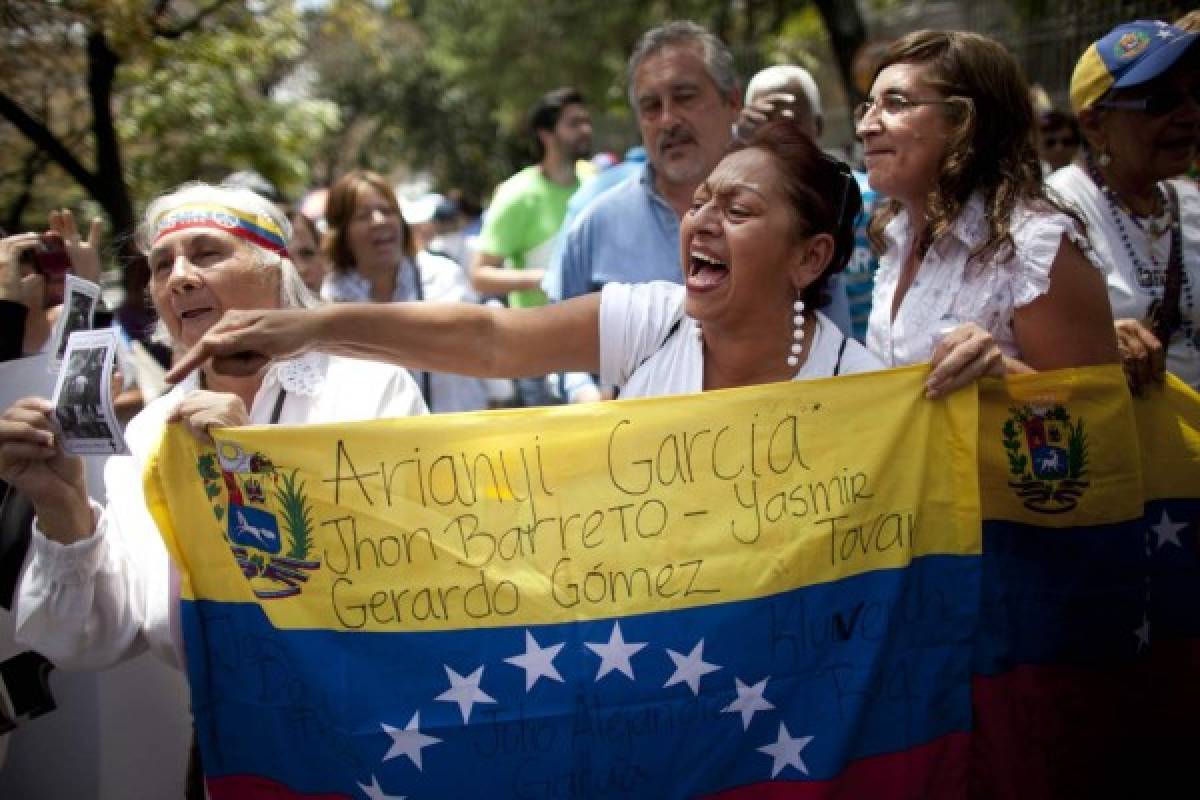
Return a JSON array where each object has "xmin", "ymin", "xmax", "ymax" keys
[
  {"xmin": 722, "ymin": 677, "xmax": 775, "ymax": 730},
  {"xmin": 357, "ymin": 774, "xmax": 406, "ymax": 800},
  {"xmin": 1157, "ymin": 29, "xmax": 1174, "ymax": 39},
  {"xmin": 1151, "ymin": 510, "xmax": 1187, "ymax": 549},
  {"xmin": 1134, "ymin": 615, "xmax": 1151, "ymax": 651},
  {"xmin": 381, "ymin": 711, "xmax": 440, "ymax": 770},
  {"xmin": 664, "ymin": 638, "xmax": 721, "ymax": 695},
  {"xmin": 757, "ymin": 722, "xmax": 815, "ymax": 778},
  {"xmin": 585, "ymin": 621, "xmax": 647, "ymax": 681},
  {"xmin": 505, "ymin": 630, "xmax": 566, "ymax": 691},
  {"xmin": 436, "ymin": 665, "xmax": 496, "ymax": 723}
]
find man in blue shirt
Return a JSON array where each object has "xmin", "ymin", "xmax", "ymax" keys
[
  {"xmin": 545, "ymin": 20, "xmax": 742, "ymax": 402},
  {"xmin": 541, "ymin": 146, "xmax": 646, "ymax": 303}
]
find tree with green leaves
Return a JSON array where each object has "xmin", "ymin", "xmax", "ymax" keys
[{"xmin": 0, "ymin": 0, "xmax": 336, "ymax": 285}]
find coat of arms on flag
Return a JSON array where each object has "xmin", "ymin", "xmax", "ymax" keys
[
  {"xmin": 1001, "ymin": 402, "xmax": 1089, "ymax": 512},
  {"xmin": 196, "ymin": 442, "xmax": 320, "ymax": 599}
]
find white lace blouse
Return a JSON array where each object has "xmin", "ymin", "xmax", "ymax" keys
[
  {"xmin": 14, "ymin": 353, "xmax": 427, "ymax": 671},
  {"xmin": 866, "ymin": 192, "xmax": 1099, "ymax": 367}
]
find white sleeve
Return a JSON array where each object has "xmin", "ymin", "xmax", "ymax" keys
[
  {"xmin": 598, "ymin": 281, "xmax": 685, "ymax": 388},
  {"xmin": 1010, "ymin": 207, "xmax": 1103, "ymax": 309},
  {"xmin": 14, "ymin": 452, "xmax": 173, "ymax": 670}
]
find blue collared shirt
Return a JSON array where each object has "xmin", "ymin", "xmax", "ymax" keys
[{"xmin": 543, "ymin": 161, "xmax": 683, "ymax": 302}]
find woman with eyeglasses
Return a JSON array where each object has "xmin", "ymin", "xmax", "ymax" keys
[
  {"xmin": 320, "ymin": 170, "xmax": 491, "ymax": 412},
  {"xmin": 855, "ymin": 30, "xmax": 1118, "ymax": 397},
  {"xmin": 1048, "ymin": 21, "xmax": 1200, "ymax": 391},
  {"xmin": 166, "ymin": 121, "xmax": 884, "ymax": 401}
]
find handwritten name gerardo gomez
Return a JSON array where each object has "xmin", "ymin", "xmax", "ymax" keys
[{"xmin": 315, "ymin": 411, "xmax": 908, "ymax": 630}]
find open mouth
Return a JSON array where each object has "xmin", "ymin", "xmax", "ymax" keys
[
  {"xmin": 180, "ymin": 306, "xmax": 213, "ymax": 320},
  {"xmin": 687, "ymin": 251, "xmax": 729, "ymax": 290}
]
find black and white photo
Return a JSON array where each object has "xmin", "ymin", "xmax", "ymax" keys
[
  {"xmin": 50, "ymin": 329, "xmax": 128, "ymax": 455},
  {"xmin": 47, "ymin": 274, "xmax": 100, "ymax": 370}
]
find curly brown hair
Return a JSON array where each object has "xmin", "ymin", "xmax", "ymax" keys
[{"xmin": 866, "ymin": 30, "xmax": 1080, "ymax": 263}]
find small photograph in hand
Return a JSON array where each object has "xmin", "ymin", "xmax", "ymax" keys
[
  {"xmin": 47, "ymin": 274, "xmax": 101, "ymax": 370},
  {"xmin": 50, "ymin": 329, "xmax": 128, "ymax": 456}
]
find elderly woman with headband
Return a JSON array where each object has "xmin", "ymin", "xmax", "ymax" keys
[
  {"xmin": 1049, "ymin": 21, "xmax": 1200, "ymax": 391},
  {"xmin": 0, "ymin": 183, "xmax": 427, "ymax": 671},
  {"xmin": 856, "ymin": 30, "xmax": 1119, "ymax": 394},
  {"xmin": 168, "ymin": 122, "xmax": 882, "ymax": 404}
]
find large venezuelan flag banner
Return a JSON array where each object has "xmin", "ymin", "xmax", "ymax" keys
[
  {"xmin": 146, "ymin": 366, "xmax": 983, "ymax": 799},
  {"xmin": 970, "ymin": 369, "xmax": 1200, "ymax": 799}
]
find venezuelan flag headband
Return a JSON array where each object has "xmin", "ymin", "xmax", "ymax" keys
[{"xmin": 152, "ymin": 203, "xmax": 289, "ymax": 257}]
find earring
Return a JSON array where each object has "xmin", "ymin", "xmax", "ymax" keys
[
  {"xmin": 1097, "ymin": 150, "xmax": 1112, "ymax": 168},
  {"xmin": 787, "ymin": 298, "xmax": 805, "ymax": 368},
  {"xmin": 694, "ymin": 320, "xmax": 703, "ymax": 342}
]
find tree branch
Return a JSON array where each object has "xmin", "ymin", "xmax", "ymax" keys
[
  {"xmin": 85, "ymin": 31, "xmax": 123, "ymax": 202},
  {"xmin": 0, "ymin": 90, "xmax": 99, "ymax": 198},
  {"xmin": 3, "ymin": 147, "xmax": 52, "ymax": 233}
]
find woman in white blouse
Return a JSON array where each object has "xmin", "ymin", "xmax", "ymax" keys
[
  {"xmin": 320, "ymin": 170, "xmax": 491, "ymax": 413},
  {"xmin": 1049, "ymin": 21, "xmax": 1200, "ymax": 390},
  {"xmin": 0, "ymin": 184, "xmax": 427, "ymax": 670},
  {"xmin": 855, "ymin": 30, "xmax": 1119, "ymax": 395},
  {"xmin": 168, "ymin": 122, "xmax": 883, "ymax": 400}
]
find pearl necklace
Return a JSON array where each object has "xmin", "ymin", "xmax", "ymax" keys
[{"xmin": 1085, "ymin": 154, "xmax": 1195, "ymax": 352}]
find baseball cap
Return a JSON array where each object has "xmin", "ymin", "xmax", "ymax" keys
[
  {"xmin": 403, "ymin": 193, "xmax": 446, "ymax": 226},
  {"xmin": 1070, "ymin": 20, "xmax": 1199, "ymax": 113}
]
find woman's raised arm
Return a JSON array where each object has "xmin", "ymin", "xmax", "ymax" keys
[{"xmin": 167, "ymin": 293, "xmax": 603, "ymax": 383}]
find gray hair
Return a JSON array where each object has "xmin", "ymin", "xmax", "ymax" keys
[
  {"xmin": 626, "ymin": 20, "xmax": 739, "ymax": 108},
  {"xmin": 138, "ymin": 182, "xmax": 319, "ymax": 312},
  {"xmin": 745, "ymin": 64, "xmax": 822, "ymax": 117}
]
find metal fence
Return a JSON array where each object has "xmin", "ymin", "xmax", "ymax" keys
[
  {"xmin": 870, "ymin": 0, "xmax": 1188, "ymax": 106},
  {"xmin": 825, "ymin": 0, "xmax": 1189, "ymax": 151}
]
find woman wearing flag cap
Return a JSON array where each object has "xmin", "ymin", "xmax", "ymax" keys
[
  {"xmin": 0, "ymin": 183, "xmax": 428, "ymax": 671},
  {"xmin": 1049, "ymin": 20, "xmax": 1200, "ymax": 391},
  {"xmin": 853, "ymin": 30, "xmax": 1119, "ymax": 394}
]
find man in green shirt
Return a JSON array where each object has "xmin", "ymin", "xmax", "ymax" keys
[{"xmin": 471, "ymin": 87, "xmax": 593, "ymax": 404}]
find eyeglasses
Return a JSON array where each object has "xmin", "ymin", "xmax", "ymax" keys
[
  {"xmin": 853, "ymin": 91, "xmax": 966, "ymax": 124},
  {"xmin": 1041, "ymin": 135, "xmax": 1079, "ymax": 148},
  {"xmin": 1096, "ymin": 84, "xmax": 1200, "ymax": 117}
]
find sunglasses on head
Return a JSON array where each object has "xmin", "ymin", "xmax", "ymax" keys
[{"xmin": 1096, "ymin": 83, "xmax": 1200, "ymax": 116}]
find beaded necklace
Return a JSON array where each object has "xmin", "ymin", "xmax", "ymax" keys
[{"xmin": 1084, "ymin": 153, "xmax": 1194, "ymax": 352}]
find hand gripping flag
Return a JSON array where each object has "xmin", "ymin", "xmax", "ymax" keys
[{"xmin": 146, "ymin": 365, "xmax": 982, "ymax": 798}]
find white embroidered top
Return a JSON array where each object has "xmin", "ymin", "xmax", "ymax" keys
[
  {"xmin": 866, "ymin": 192, "xmax": 1099, "ymax": 367},
  {"xmin": 600, "ymin": 281, "xmax": 883, "ymax": 398},
  {"xmin": 15, "ymin": 353, "xmax": 427, "ymax": 671},
  {"xmin": 1050, "ymin": 164, "xmax": 1200, "ymax": 389}
]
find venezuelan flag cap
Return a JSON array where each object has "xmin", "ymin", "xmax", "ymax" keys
[{"xmin": 1070, "ymin": 20, "xmax": 1199, "ymax": 113}]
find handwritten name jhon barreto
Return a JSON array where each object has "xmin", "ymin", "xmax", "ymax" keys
[{"xmin": 312, "ymin": 413, "xmax": 907, "ymax": 629}]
